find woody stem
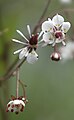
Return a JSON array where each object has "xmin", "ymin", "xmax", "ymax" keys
[{"xmin": 16, "ymin": 67, "xmax": 20, "ymax": 98}]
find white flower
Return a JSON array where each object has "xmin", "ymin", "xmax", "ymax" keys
[
  {"xmin": 6, "ymin": 100, "xmax": 25, "ymax": 114},
  {"xmin": 41, "ymin": 14, "xmax": 71, "ymax": 46},
  {"xmin": 12, "ymin": 25, "xmax": 41, "ymax": 64},
  {"xmin": 59, "ymin": 41, "xmax": 74, "ymax": 61},
  {"xmin": 6, "ymin": 96, "xmax": 28, "ymax": 114}
]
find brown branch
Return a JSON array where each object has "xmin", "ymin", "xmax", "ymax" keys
[
  {"xmin": 0, "ymin": 58, "xmax": 26, "ymax": 81},
  {"xmin": 0, "ymin": 0, "xmax": 51, "ymax": 81},
  {"xmin": 33, "ymin": 0, "xmax": 51, "ymax": 34}
]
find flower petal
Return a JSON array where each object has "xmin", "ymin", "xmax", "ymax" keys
[
  {"xmin": 42, "ymin": 21, "xmax": 54, "ymax": 33},
  {"xmin": 43, "ymin": 33, "xmax": 54, "ymax": 44},
  {"xmin": 61, "ymin": 22, "xmax": 71, "ymax": 33},
  {"xmin": 16, "ymin": 30, "xmax": 29, "ymax": 42},
  {"xmin": 26, "ymin": 50, "xmax": 38, "ymax": 64},
  {"xmin": 27, "ymin": 25, "xmax": 31, "ymax": 38},
  {"xmin": 13, "ymin": 100, "xmax": 25, "ymax": 106},
  {"xmin": 19, "ymin": 47, "xmax": 28, "ymax": 59},
  {"xmin": 52, "ymin": 14, "xmax": 64, "ymax": 28},
  {"xmin": 7, "ymin": 101, "xmax": 13, "ymax": 106},
  {"xmin": 14, "ymin": 48, "xmax": 23, "ymax": 54},
  {"xmin": 12, "ymin": 39, "xmax": 28, "ymax": 45}
]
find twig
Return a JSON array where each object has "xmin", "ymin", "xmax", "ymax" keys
[
  {"xmin": 33, "ymin": 0, "xmax": 51, "ymax": 34},
  {"xmin": 0, "ymin": 0, "xmax": 51, "ymax": 81},
  {"xmin": 0, "ymin": 58, "xmax": 26, "ymax": 81}
]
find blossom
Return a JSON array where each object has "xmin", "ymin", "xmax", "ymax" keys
[
  {"xmin": 59, "ymin": 41, "xmax": 74, "ymax": 61},
  {"xmin": 50, "ymin": 52, "xmax": 61, "ymax": 61},
  {"xmin": 6, "ymin": 96, "xmax": 28, "ymax": 114},
  {"xmin": 41, "ymin": 14, "xmax": 71, "ymax": 46},
  {"xmin": 12, "ymin": 25, "xmax": 41, "ymax": 64}
]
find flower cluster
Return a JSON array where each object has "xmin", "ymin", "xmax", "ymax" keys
[
  {"xmin": 40, "ymin": 14, "xmax": 71, "ymax": 61},
  {"xmin": 12, "ymin": 14, "xmax": 71, "ymax": 62},
  {"xmin": 6, "ymin": 96, "xmax": 28, "ymax": 114}
]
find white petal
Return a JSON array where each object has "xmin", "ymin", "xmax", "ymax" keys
[
  {"xmin": 52, "ymin": 14, "xmax": 64, "ymax": 28},
  {"xmin": 27, "ymin": 25, "xmax": 31, "ymax": 38},
  {"xmin": 7, "ymin": 101, "xmax": 13, "ymax": 106},
  {"xmin": 43, "ymin": 33, "xmax": 54, "ymax": 44},
  {"xmin": 12, "ymin": 39, "xmax": 28, "ymax": 45},
  {"xmin": 61, "ymin": 22, "xmax": 71, "ymax": 33},
  {"xmin": 26, "ymin": 50, "xmax": 38, "ymax": 64},
  {"xmin": 19, "ymin": 100, "xmax": 25, "ymax": 106},
  {"xmin": 13, "ymin": 100, "xmax": 20, "ymax": 104},
  {"xmin": 42, "ymin": 21, "xmax": 54, "ymax": 33},
  {"xmin": 14, "ymin": 48, "xmax": 23, "ymax": 54},
  {"xmin": 19, "ymin": 47, "xmax": 28, "ymax": 59},
  {"xmin": 16, "ymin": 30, "xmax": 29, "ymax": 42}
]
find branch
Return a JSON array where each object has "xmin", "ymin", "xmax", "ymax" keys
[
  {"xmin": 33, "ymin": 0, "xmax": 51, "ymax": 33},
  {"xmin": 0, "ymin": 58, "xmax": 26, "ymax": 81},
  {"xmin": 0, "ymin": 0, "xmax": 51, "ymax": 81}
]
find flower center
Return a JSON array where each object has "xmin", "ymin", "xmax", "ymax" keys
[
  {"xmin": 55, "ymin": 31, "xmax": 62, "ymax": 38},
  {"xmin": 29, "ymin": 34, "xmax": 38, "ymax": 45}
]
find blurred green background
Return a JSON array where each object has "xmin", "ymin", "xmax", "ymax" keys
[{"xmin": 0, "ymin": 0, "xmax": 74, "ymax": 120}]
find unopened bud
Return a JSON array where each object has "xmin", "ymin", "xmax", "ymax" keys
[{"xmin": 50, "ymin": 52, "xmax": 61, "ymax": 61}]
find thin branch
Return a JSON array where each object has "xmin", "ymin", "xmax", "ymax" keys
[
  {"xmin": 0, "ymin": 0, "xmax": 51, "ymax": 81},
  {"xmin": 0, "ymin": 58, "xmax": 26, "ymax": 81},
  {"xmin": 33, "ymin": 0, "xmax": 51, "ymax": 34}
]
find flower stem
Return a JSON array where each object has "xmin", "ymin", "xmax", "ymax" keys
[
  {"xmin": 54, "ymin": 44, "xmax": 58, "ymax": 52},
  {"xmin": 16, "ymin": 67, "xmax": 20, "ymax": 98},
  {"xmin": 19, "ymin": 80, "xmax": 27, "ymax": 97}
]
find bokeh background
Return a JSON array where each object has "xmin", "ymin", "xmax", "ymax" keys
[{"xmin": 0, "ymin": 0, "xmax": 74, "ymax": 120}]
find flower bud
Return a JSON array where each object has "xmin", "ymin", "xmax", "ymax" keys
[{"xmin": 50, "ymin": 52, "xmax": 61, "ymax": 61}]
